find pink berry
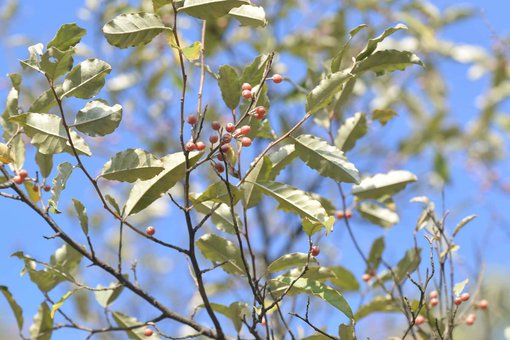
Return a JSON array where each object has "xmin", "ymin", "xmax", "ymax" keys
[
  {"xmin": 477, "ymin": 299, "xmax": 488, "ymax": 310},
  {"xmin": 220, "ymin": 144, "xmax": 231, "ymax": 153},
  {"xmin": 255, "ymin": 106, "xmax": 266, "ymax": 119},
  {"xmin": 12, "ymin": 175, "xmax": 23, "ymax": 185},
  {"xmin": 217, "ymin": 153, "xmax": 224, "ymax": 161},
  {"xmin": 187, "ymin": 115, "xmax": 198, "ymax": 125},
  {"xmin": 185, "ymin": 142, "xmax": 196, "ymax": 152},
  {"xmin": 241, "ymin": 137, "xmax": 252, "ymax": 147},
  {"xmin": 43, "ymin": 184, "xmax": 51, "ymax": 192},
  {"xmin": 415, "ymin": 315, "xmax": 425, "ymax": 326},
  {"xmin": 233, "ymin": 128, "xmax": 241, "ymax": 137},
  {"xmin": 461, "ymin": 293, "xmax": 470, "ymax": 302},
  {"xmin": 241, "ymin": 83, "xmax": 252, "ymax": 91},
  {"xmin": 32, "ymin": 185, "xmax": 39, "ymax": 192},
  {"xmin": 454, "ymin": 297, "xmax": 462, "ymax": 305},
  {"xmin": 211, "ymin": 121, "xmax": 221, "ymax": 131},
  {"xmin": 310, "ymin": 245, "xmax": 320, "ymax": 257},
  {"xmin": 222, "ymin": 134, "xmax": 232, "ymax": 144},
  {"xmin": 242, "ymin": 89, "xmax": 252, "ymax": 99},
  {"xmin": 240, "ymin": 125, "xmax": 251, "ymax": 135},
  {"xmin": 209, "ymin": 135, "xmax": 219, "ymax": 144},
  {"xmin": 429, "ymin": 297, "xmax": 439, "ymax": 307},
  {"xmin": 146, "ymin": 226, "xmax": 155, "ymax": 236},
  {"xmin": 144, "ymin": 328, "xmax": 154, "ymax": 337},
  {"xmin": 272, "ymin": 74, "xmax": 283, "ymax": 84},
  {"xmin": 215, "ymin": 162, "xmax": 225, "ymax": 173},
  {"xmin": 226, "ymin": 123, "xmax": 235, "ymax": 133},
  {"xmin": 465, "ymin": 313, "xmax": 476, "ymax": 326},
  {"xmin": 429, "ymin": 290, "xmax": 438, "ymax": 299},
  {"xmin": 362, "ymin": 273, "xmax": 372, "ymax": 282},
  {"xmin": 196, "ymin": 141, "xmax": 206, "ymax": 151},
  {"xmin": 18, "ymin": 169, "xmax": 28, "ymax": 179}
]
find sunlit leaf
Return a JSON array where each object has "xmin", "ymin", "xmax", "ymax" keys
[
  {"xmin": 195, "ymin": 181, "xmax": 241, "ymax": 205},
  {"xmin": 372, "ymin": 108, "xmax": 398, "ymax": 126},
  {"xmin": 209, "ymin": 302, "xmax": 250, "ymax": 332},
  {"xmin": 218, "ymin": 65, "xmax": 241, "ymax": 110},
  {"xmin": 36, "ymin": 152, "xmax": 53, "ymax": 179},
  {"xmin": 181, "ymin": 41, "xmax": 202, "ymax": 61},
  {"xmin": 356, "ymin": 23, "xmax": 408, "ymax": 61},
  {"xmin": 191, "ymin": 195, "xmax": 242, "ymax": 234},
  {"xmin": 29, "ymin": 302, "xmax": 53, "ymax": 340},
  {"xmin": 95, "ymin": 283, "xmax": 124, "ymax": 308},
  {"xmin": 62, "ymin": 59, "xmax": 111, "ymax": 99},
  {"xmin": 357, "ymin": 203, "xmax": 399, "ymax": 228},
  {"xmin": 179, "ymin": 0, "xmax": 249, "ymax": 20},
  {"xmin": 335, "ymin": 112, "xmax": 367, "ymax": 152},
  {"xmin": 241, "ymin": 156, "xmax": 272, "ymax": 208},
  {"xmin": 229, "ymin": 4, "xmax": 267, "ymax": 27},
  {"xmin": 0, "ymin": 286, "xmax": 23, "ymax": 331},
  {"xmin": 40, "ymin": 47, "xmax": 74, "ymax": 80},
  {"xmin": 49, "ymin": 162, "xmax": 73, "ymax": 213},
  {"xmin": 196, "ymin": 233, "xmax": 245, "ymax": 275},
  {"xmin": 51, "ymin": 290, "xmax": 76, "ymax": 318},
  {"xmin": 112, "ymin": 312, "xmax": 161, "ymax": 339},
  {"xmin": 268, "ymin": 253, "xmax": 318, "ymax": 273},
  {"xmin": 73, "ymin": 99, "xmax": 122, "ymax": 137},
  {"xmin": 352, "ymin": 170, "xmax": 417, "ymax": 200},
  {"xmin": 100, "ymin": 148, "xmax": 164, "ymax": 183},
  {"xmin": 47, "ymin": 23, "xmax": 86, "ymax": 51},
  {"xmin": 306, "ymin": 70, "xmax": 353, "ymax": 114},
  {"xmin": 453, "ymin": 215, "xmax": 476, "ymax": 237},
  {"xmin": 453, "ymin": 279, "xmax": 469, "ymax": 297},
  {"xmin": 72, "ymin": 199, "xmax": 89, "ymax": 235},
  {"xmin": 355, "ymin": 50, "xmax": 423, "ymax": 76}
]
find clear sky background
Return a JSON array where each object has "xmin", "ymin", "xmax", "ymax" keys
[{"xmin": 0, "ymin": 0, "xmax": 509, "ymax": 339}]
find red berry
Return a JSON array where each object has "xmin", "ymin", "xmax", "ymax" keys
[
  {"xmin": 272, "ymin": 74, "xmax": 283, "ymax": 84},
  {"xmin": 187, "ymin": 115, "xmax": 198, "ymax": 125},
  {"xmin": 18, "ymin": 169, "xmax": 28, "ymax": 179},
  {"xmin": 310, "ymin": 245, "xmax": 320, "ymax": 257},
  {"xmin": 429, "ymin": 297, "xmax": 439, "ymax": 307},
  {"xmin": 146, "ymin": 226, "xmax": 155, "ymax": 236},
  {"xmin": 233, "ymin": 128, "xmax": 241, "ymax": 137},
  {"xmin": 12, "ymin": 175, "xmax": 23, "ymax": 185},
  {"xmin": 220, "ymin": 144, "xmax": 231, "ymax": 153},
  {"xmin": 415, "ymin": 315, "xmax": 425, "ymax": 326},
  {"xmin": 240, "ymin": 125, "xmax": 251, "ymax": 135},
  {"xmin": 196, "ymin": 141, "xmax": 206, "ymax": 151},
  {"xmin": 429, "ymin": 290, "xmax": 438, "ymax": 299},
  {"xmin": 465, "ymin": 313, "xmax": 476, "ymax": 326},
  {"xmin": 335, "ymin": 211, "xmax": 344, "ymax": 219},
  {"xmin": 32, "ymin": 185, "xmax": 39, "ymax": 192},
  {"xmin": 345, "ymin": 210, "xmax": 353, "ymax": 219},
  {"xmin": 477, "ymin": 299, "xmax": 488, "ymax": 310},
  {"xmin": 255, "ymin": 106, "xmax": 266, "ymax": 120},
  {"xmin": 209, "ymin": 135, "xmax": 219, "ymax": 144},
  {"xmin": 217, "ymin": 153, "xmax": 224, "ymax": 161},
  {"xmin": 362, "ymin": 273, "xmax": 372, "ymax": 282},
  {"xmin": 242, "ymin": 89, "xmax": 252, "ymax": 99},
  {"xmin": 211, "ymin": 121, "xmax": 221, "ymax": 131},
  {"xmin": 144, "ymin": 328, "xmax": 154, "ymax": 337},
  {"xmin": 185, "ymin": 142, "xmax": 196, "ymax": 152},
  {"xmin": 454, "ymin": 297, "xmax": 462, "ymax": 305},
  {"xmin": 460, "ymin": 293, "xmax": 470, "ymax": 302},
  {"xmin": 222, "ymin": 134, "xmax": 232, "ymax": 144},
  {"xmin": 43, "ymin": 184, "xmax": 51, "ymax": 192},
  {"xmin": 215, "ymin": 162, "xmax": 225, "ymax": 173},
  {"xmin": 241, "ymin": 137, "xmax": 252, "ymax": 147},
  {"xmin": 226, "ymin": 123, "xmax": 235, "ymax": 133},
  {"xmin": 241, "ymin": 83, "xmax": 252, "ymax": 91}
]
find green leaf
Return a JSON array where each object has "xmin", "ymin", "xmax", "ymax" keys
[
  {"xmin": 100, "ymin": 148, "xmax": 164, "ymax": 183},
  {"xmin": 294, "ymin": 134, "xmax": 360, "ymax": 184},
  {"xmin": 453, "ymin": 279, "xmax": 469, "ymax": 297},
  {"xmin": 268, "ymin": 144, "xmax": 297, "ymax": 179},
  {"xmin": 47, "ymin": 23, "xmax": 86, "ymax": 50},
  {"xmin": 95, "ymin": 283, "xmax": 124, "ymax": 308},
  {"xmin": 306, "ymin": 70, "xmax": 353, "ymax": 114},
  {"xmin": 218, "ymin": 65, "xmax": 241, "ymax": 110},
  {"xmin": 209, "ymin": 302, "xmax": 250, "ymax": 332},
  {"xmin": 241, "ymin": 156, "xmax": 272, "ymax": 208},
  {"xmin": 251, "ymin": 181, "xmax": 334, "ymax": 232},
  {"xmin": 36, "ymin": 152, "xmax": 53, "ymax": 179},
  {"xmin": 195, "ymin": 182, "xmax": 241, "ymax": 206},
  {"xmin": 372, "ymin": 108, "xmax": 398, "ymax": 125},
  {"xmin": 182, "ymin": 41, "xmax": 202, "ymax": 61},
  {"xmin": 29, "ymin": 302, "xmax": 53, "ymax": 340},
  {"xmin": 106, "ymin": 194, "xmax": 122, "ymax": 215},
  {"xmin": 29, "ymin": 86, "xmax": 62, "ymax": 113},
  {"xmin": 354, "ymin": 296, "xmax": 401, "ymax": 320},
  {"xmin": 179, "ymin": 0, "xmax": 249, "ymax": 20},
  {"xmin": 50, "ymin": 243, "xmax": 83, "ymax": 276},
  {"xmin": 51, "ymin": 290, "xmax": 76, "ymax": 318},
  {"xmin": 62, "ymin": 58, "xmax": 112, "ymax": 99},
  {"xmin": 0, "ymin": 286, "xmax": 24, "ymax": 331},
  {"xmin": 379, "ymin": 248, "xmax": 421, "ymax": 283},
  {"xmin": 112, "ymin": 312, "xmax": 161, "ymax": 339},
  {"xmin": 11, "ymin": 113, "xmax": 91, "ymax": 156},
  {"xmin": 331, "ymin": 24, "xmax": 368, "ymax": 72},
  {"xmin": 354, "ymin": 50, "xmax": 423, "ymax": 75},
  {"xmin": 73, "ymin": 99, "xmax": 122, "ymax": 137},
  {"xmin": 339, "ymin": 323, "xmax": 355, "ymax": 340},
  {"xmin": 328, "ymin": 266, "xmax": 360, "ymax": 292},
  {"xmin": 434, "ymin": 151, "xmax": 450, "ymax": 183},
  {"xmin": 270, "ymin": 277, "xmax": 353, "ymax": 318},
  {"xmin": 153, "ymin": 0, "xmax": 172, "ymax": 12},
  {"xmin": 352, "ymin": 170, "xmax": 417, "ymax": 200},
  {"xmin": 357, "ymin": 203, "xmax": 399, "ymax": 228},
  {"xmin": 367, "ymin": 237, "xmax": 385, "ymax": 271},
  {"xmin": 335, "ymin": 112, "xmax": 368, "ymax": 152},
  {"xmin": 268, "ymin": 253, "xmax": 318, "ymax": 273},
  {"xmin": 196, "ymin": 233, "xmax": 245, "ymax": 275},
  {"xmin": 191, "ymin": 196, "xmax": 242, "ymax": 234},
  {"xmin": 229, "ymin": 4, "xmax": 267, "ymax": 27},
  {"xmin": 241, "ymin": 54, "xmax": 269, "ymax": 85},
  {"xmin": 72, "ymin": 199, "xmax": 89, "ymax": 235},
  {"xmin": 453, "ymin": 215, "xmax": 476, "ymax": 237},
  {"xmin": 103, "ymin": 12, "xmax": 169, "ymax": 49},
  {"xmin": 49, "ymin": 162, "xmax": 73, "ymax": 213},
  {"xmin": 40, "ymin": 47, "xmax": 74, "ymax": 80},
  {"xmin": 124, "ymin": 151, "xmax": 202, "ymax": 216},
  {"xmin": 356, "ymin": 23, "xmax": 407, "ymax": 61}
]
